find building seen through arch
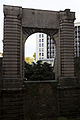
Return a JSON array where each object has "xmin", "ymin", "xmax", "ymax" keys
[{"xmin": 36, "ymin": 33, "xmax": 55, "ymax": 66}]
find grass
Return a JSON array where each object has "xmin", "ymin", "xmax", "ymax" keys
[{"xmin": 57, "ymin": 117, "xmax": 68, "ymax": 120}]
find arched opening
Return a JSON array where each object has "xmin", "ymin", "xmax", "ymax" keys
[{"xmin": 24, "ymin": 32, "xmax": 56, "ymax": 81}]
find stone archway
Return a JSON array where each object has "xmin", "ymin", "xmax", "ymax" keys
[
  {"xmin": 2, "ymin": 5, "xmax": 76, "ymax": 120},
  {"xmin": 3, "ymin": 5, "xmax": 75, "ymax": 87}
]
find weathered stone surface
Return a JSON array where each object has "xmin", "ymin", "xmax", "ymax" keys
[
  {"xmin": 22, "ymin": 8, "xmax": 59, "ymax": 29},
  {"xmin": 57, "ymin": 86, "xmax": 80, "ymax": 118},
  {"xmin": 24, "ymin": 81, "xmax": 80, "ymax": 120},
  {"xmin": 3, "ymin": 5, "xmax": 75, "ymax": 82},
  {"xmin": 1, "ymin": 89, "xmax": 24, "ymax": 120},
  {"xmin": 24, "ymin": 81, "xmax": 58, "ymax": 120},
  {"xmin": 3, "ymin": 5, "xmax": 23, "ymax": 88},
  {"xmin": 1, "ymin": 5, "xmax": 78, "ymax": 120}
]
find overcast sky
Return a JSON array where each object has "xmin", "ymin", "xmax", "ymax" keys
[{"xmin": 0, "ymin": 0, "xmax": 80, "ymax": 57}]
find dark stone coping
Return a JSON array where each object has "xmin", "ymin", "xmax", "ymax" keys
[
  {"xmin": 1, "ymin": 88, "xmax": 24, "ymax": 91},
  {"xmin": 24, "ymin": 80, "xmax": 57, "ymax": 83},
  {"xmin": 57, "ymin": 85, "xmax": 80, "ymax": 89}
]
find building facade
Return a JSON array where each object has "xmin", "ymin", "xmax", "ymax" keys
[
  {"xmin": 74, "ymin": 22, "xmax": 80, "ymax": 57},
  {"xmin": 47, "ymin": 35, "xmax": 55, "ymax": 59},
  {"xmin": 36, "ymin": 33, "xmax": 55, "ymax": 66},
  {"xmin": 36, "ymin": 33, "xmax": 47, "ymax": 61}
]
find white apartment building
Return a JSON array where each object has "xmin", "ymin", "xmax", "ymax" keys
[
  {"xmin": 36, "ymin": 33, "xmax": 55, "ymax": 66},
  {"xmin": 36, "ymin": 33, "xmax": 47, "ymax": 61}
]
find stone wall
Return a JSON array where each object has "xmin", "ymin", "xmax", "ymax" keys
[
  {"xmin": 1, "ymin": 89, "xmax": 24, "ymax": 120},
  {"xmin": 24, "ymin": 81, "xmax": 80, "ymax": 120},
  {"xmin": 57, "ymin": 86, "xmax": 80, "ymax": 119},
  {"xmin": 24, "ymin": 81, "xmax": 58, "ymax": 120},
  {"xmin": 1, "ymin": 80, "xmax": 80, "ymax": 120}
]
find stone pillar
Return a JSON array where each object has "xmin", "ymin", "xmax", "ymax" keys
[
  {"xmin": 59, "ymin": 9, "xmax": 76, "ymax": 85},
  {"xmin": 2, "ymin": 5, "xmax": 24, "ymax": 120},
  {"xmin": 53, "ymin": 33, "xmax": 61, "ymax": 80},
  {"xmin": 3, "ymin": 5, "xmax": 23, "ymax": 88}
]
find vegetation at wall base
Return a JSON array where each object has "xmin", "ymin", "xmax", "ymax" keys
[{"xmin": 57, "ymin": 117, "xmax": 68, "ymax": 120}]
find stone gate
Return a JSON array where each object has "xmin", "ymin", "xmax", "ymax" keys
[
  {"xmin": 0, "ymin": 5, "xmax": 78, "ymax": 120},
  {"xmin": 3, "ymin": 5, "xmax": 75, "ymax": 85}
]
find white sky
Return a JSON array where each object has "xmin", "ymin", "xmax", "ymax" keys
[
  {"xmin": 0, "ymin": 0, "xmax": 80, "ymax": 57},
  {"xmin": 25, "ymin": 34, "xmax": 36, "ymax": 57}
]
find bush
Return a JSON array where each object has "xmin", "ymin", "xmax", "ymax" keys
[{"xmin": 24, "ymin": 60, "xmax": 55, "ymax": 81}]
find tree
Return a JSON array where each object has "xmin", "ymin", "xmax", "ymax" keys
[
  {"xmin": 24, "ymin": 61, "xmax": 33, "ymax": 80},
  {"xmin": 24, "ymin": 60, "xmax": 55, "ymax": 81},
  {"xmin": 25, "ymin": 57, "xmax": 33, "ymax": 64},
  {"xmin": 33, "ymin": 52, "xmax": 36, "ymax": 61}
]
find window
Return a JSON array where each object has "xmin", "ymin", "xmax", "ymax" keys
[
  {"xmin": 78, "ymin": 26, "xmax": 80, "ymax": 31},
  {"xmin": 39, "ymin": 43, "xmax": 41, "ymax": 47},
  {"xmin": 42, "ymin": 39, "xmax": 44, "ymax": 42},
  {"xmin": 42, "ymin": 34, "xmax": 44, "ymax": 37},
  {"xmin": 48, "ymin": 40, "xmax": 50, "ymax": 43},
  {"xmin": 48, "ymin": 44, "xmax": 50, "ymax": 47},
  {"xmin": 39, "ymin": 48, "xmax": 41, "ymax": 52},
  {"xmin": 39, "ymin": 53, "xmax": 41, "ymax": 56},
  {"xmin": 42, "ymin": 53, "xmax": 44, "ymax": 56},
  {"xmin": 39, "ymin": 39, "xmax": 41, "ymax": 42},
  {"xmin": 51, "ymin": 53, "xmax": 53, "ymax": 57},
  {"xmin": 42, "ymin": 48, "xmax": 44, "ymax": 52},
  {"xmin": 48, "ymin": 49, "xmax": 50, "ymax": 52},
  {"xmin": 42, "ymin": 57, "xmax": 44, "ymax": 59},
  {"xmin": 39, "ymin": 34, "xmax": 41, "ymax": 38},
  {"xmin": 42, "ymin": 43, "xmax": 44, "ymax": 47},
  {"xmin": 75, "ymin": 27, "xmax": 77, "ymax": 31},
  {"xmin": 51, "ymin": 44, "xmax": 54, "ymax": 47},
  {"xmin": 48, "ymin": 36, "xmax": 50, "ymax": 40},
  {"xmin": 51, "ymin": 49, "xmax": 54, "ymax": 52},
  {"xmin": 48, "ymin": 53, "xmax": 50, "ymax": 55},
  {"xmin": 51, "ymin": 39, "xmax": 53, "ymax": 43}
]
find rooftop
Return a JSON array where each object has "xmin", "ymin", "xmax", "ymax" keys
[{"xmin": 75, "ymin": 22, "xmax": 80, "ymax": 26}]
